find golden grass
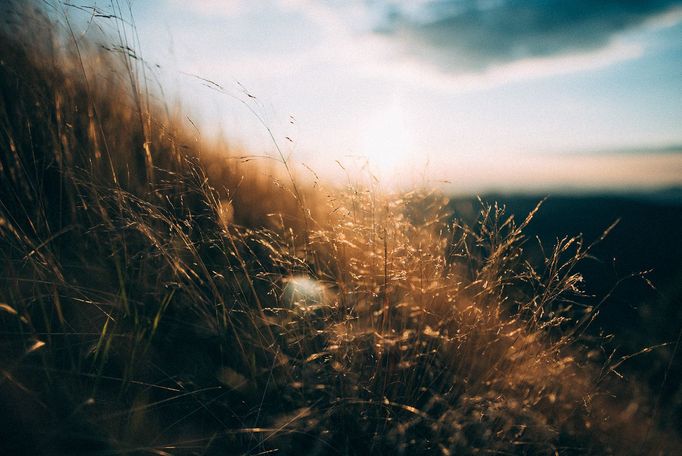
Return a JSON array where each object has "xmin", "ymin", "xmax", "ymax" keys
[{"xmin": 0, "ymin": 2, "xmax": 679, "ymax": 454}]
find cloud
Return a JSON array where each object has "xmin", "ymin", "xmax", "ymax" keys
[
  {"xmin": 361, "ymin": 0, "xmax": 682, "ymax": 73},
  {"xmin": 158, "ymin": 0, "xmax": 682, "ymax": 93},
  {"xmin": 357, "ymin": 39, "xmax": 643, "ymax": 93},
  {"xmin": 166, "ymin": 0, "xmax": 247, "ymax": 18}
]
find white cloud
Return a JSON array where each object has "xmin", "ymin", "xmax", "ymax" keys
[
  {"xmin": 166, "ymin": 0, "xmax": 248, "ymax": 18},
  {"xmin": 357, "ymin": 39, "xmax": 644, "ymax": 94},
  {"xmin": 268, "ymin": 0, "xmax": 680, "ymax": 93}
]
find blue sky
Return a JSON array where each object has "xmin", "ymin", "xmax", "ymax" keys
[{"xmin": 67, "ymin": 1, "xmax": 682, "ymax": 192}]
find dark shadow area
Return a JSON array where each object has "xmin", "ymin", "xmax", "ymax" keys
[{"xmin": 450, "ymin": 189, "xmax": 682, "ymax": 429}]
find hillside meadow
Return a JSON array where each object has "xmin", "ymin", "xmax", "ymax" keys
[{"xmin": 1, "ymin": 2, "xmax": 680, "ymax": 454}]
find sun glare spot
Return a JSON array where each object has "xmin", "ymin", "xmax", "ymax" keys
[
  {"xmin": 283, "ymin": 276, "xmax": 326, "ymax": 314},
  {"xmin": 360, "ymin": 100, "xmax": 414, "ymax": 182}
]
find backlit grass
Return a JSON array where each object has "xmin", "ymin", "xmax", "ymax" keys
[{"xmin": 0, "ymin": 2, "xmax": 679, "ymax": 454}]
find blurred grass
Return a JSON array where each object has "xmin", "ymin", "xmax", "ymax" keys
[{"xmin": 0, "ymin": 2, "xmax": 679, "ymax": 454}]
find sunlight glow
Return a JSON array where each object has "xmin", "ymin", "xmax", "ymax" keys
[
  {"xmin": 283, "ymin": 276, "xmax": 326, "ymax": 314},
  {"xmin": 359, "ymin": 100, "xmax": 414, "ymax": 181}
]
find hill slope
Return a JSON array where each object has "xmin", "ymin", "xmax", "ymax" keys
[{"xmin": 1, "ymin": 3, "xmax": 679, "ymax": 454}]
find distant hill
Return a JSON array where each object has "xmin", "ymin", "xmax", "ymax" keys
[{"xmin": 450, "ymin": 191, "xmax": 682, "ymax": 426}]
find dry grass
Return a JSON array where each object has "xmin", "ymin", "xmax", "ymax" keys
[{"xmin": 0, "ymin": 2, "xmax": 679, "ymax": 454}]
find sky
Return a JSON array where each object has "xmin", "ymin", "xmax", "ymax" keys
[{"xmin": 65, "ymin": 0, "xmax": 682, "ymax": 192}]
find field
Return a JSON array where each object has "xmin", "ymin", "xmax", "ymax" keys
[{"xmin": 1, "ymin": 3, "xmax": 680, "ymax": 455}]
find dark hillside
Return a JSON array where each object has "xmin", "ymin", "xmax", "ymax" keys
[
  {"xmin": 451, "ymin": 193, "xmax": 682, "ymax": 427},
  {"xmin": 1, "ymin": 2, "xmax": 681, "ymax": 454}
]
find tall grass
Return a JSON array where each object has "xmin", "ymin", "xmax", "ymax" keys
[{"xmin": 0, "ymin": 2, "xmax": 678, "ymax": 454}]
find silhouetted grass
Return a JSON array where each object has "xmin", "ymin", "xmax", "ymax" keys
[{"xmin": 0, "ymin": 2, "xmax": 679, "ymax": 454}]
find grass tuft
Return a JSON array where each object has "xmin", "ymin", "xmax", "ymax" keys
[{"xmin": 0, "ymin": 2, "xmax": 679, "ymax": 454}]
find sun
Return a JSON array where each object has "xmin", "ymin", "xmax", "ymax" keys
[{"xmin": 360, "ymin": 100, "xmax": 414, "ymax": 181}]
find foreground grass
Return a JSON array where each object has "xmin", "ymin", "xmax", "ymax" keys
[{"xmin": 0, "ymin": 3, "xmax": 679, "ymax": 454}]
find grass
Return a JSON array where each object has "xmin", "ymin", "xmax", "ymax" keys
[{"xmin": 0, "ymin": 2, "xmax": 679, "ymax": 454}]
